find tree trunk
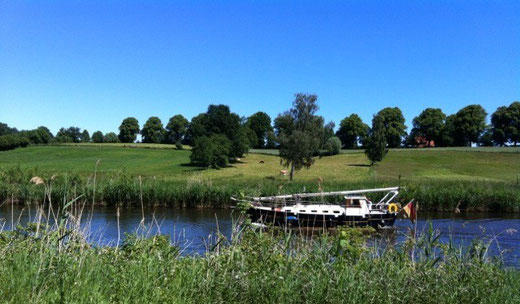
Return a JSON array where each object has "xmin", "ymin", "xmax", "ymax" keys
[{"xmin": 289, "ymin": 163, "xmax": 294, "ymax": 181}]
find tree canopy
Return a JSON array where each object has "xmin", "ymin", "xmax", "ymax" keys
[
  {"xmin": 336, "ymin": 114, "xmax": 369, "ymax": 149},
  {"xmin": 411, "ymin": 108, "xmax": 446, "ymax": 146},
  {"xmin": 141, "ymin": 117, "xmax": 165, "ymax": 144},
  {"xmin": 373, "ymin": 107, "xmax": 407, "ymax": 148},
  {"xmin": 118, "ymin": 117, "xmax": 140, "ymax": 143},
  {"xmin": 56, "ymin": 127, "xmax": 82, "ymax": 143},
  {"xmin": 165, "ymin": 115, "xmax": 189, "ymax": 144},
  {"xmin": 190, "ymin": 134, "xmax": 231, "ymax": 168},
  {"xmin": 104, "ymin": 132, "xmax": 119, "ymax": 143},
  {"xmin": 365, "ymin": 115, "xmax": 388, "ymax": 165},
  {"xmin": 92, "ymin": 131, "xmax": 104, "ymax": 143},
  {"xmin": 277, "ymin": 93, "xmax": 325, "ymax": 180},
  {"xmin": 453, "ymin": 105, "xmax": 487, "ymax": 146},
  {"xmin": 81, "ymin": 130, "xmax": 90, "ymax": 143},
  {"xmin": 246, "ymin": 112, "xmax": 273, "ymax": 148}
]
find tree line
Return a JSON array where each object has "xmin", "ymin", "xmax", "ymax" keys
[{"xmin": 1, "ymin": 98, "xmax": 519, "ymax": 157}]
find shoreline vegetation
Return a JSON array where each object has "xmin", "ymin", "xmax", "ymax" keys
[
  {"xmin": 0, "ymin": 203, "xmax": 519, "ymax": 303},
  {"xmin": 1, "ymin": 145, "xmax": 520, "ymax": 212}
]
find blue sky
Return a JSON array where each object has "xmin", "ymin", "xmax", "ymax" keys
[{"xmin": 1, "ymin": 1, "xmax": 519, "ymax": 135}]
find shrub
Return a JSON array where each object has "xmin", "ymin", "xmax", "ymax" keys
[
  {"xmin": 175, "ymin": 141, "xmax": 183, "ymax": 150},
  {"xmin": 0, "ymin": 134, "xmax": 29, "ymax": 151},
  {"xmin": 190, "ymin": 134, "xmax": 231, "ymax": 168},
  {"xmin": 324, "ymin": 136, "xmax": 342, "ymax": 155}
]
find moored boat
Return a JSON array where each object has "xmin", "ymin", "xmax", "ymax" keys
[{"xmin": 233, "ymin": 187, "xmax": 404, "ymax": 229}]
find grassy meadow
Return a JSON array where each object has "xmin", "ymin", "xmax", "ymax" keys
[{"xmin": 1, "ymin": 144, "xmax": 520, "ymax": 210}]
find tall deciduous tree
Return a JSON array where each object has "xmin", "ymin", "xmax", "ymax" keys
[
  {"xmin": 118, "ymin": 117, "xmax": 140, "ymax": 143},
  {"xmin": 81, "ymin": 130, "xmax": 90, "ymax": 143},
  {"xmin": 411, "ymin": 108, "xmax": 446, "ymax": 146},
  {"xmin": 336, "ymin": 114, "xmax": 369, "ymax": 149},
  {"xmin": 365, "ymin": 115, "xmax": 388, "ymax": 165},
  {"xmin": 56, "ymin": 127, "xmax": 81, "ymax": 143},
  {"xmin": 104, "ymin": 132, "xmax": 119, "ymax": 143},
  {"xmin": 246, "ymin": 112, "xmax": 273, "ymax": 148},
  {"xmin": 0, "ymin": 123, "xmax": 18, "ymax": 136},
  {"xmin": 166, "ymin": 115, "xmax": 189, "ymax": 144},
  {"xmin": 92, "ymin": 131, "xmax": 104, "ymax": 143},
  {"xmin": 277, "ymin": 93, "xmax": 325, "ymax": 180},
  {"xmin": 373, "ymin": 107, "xmax": 407, "ymax": 148},
  {"xmin": 507, "ymin": 101, "xmax": 520, "ymax": 145},
  {"xmin": 453, "ymin": 105, "xmax": 487, "ymax": 146},
  {"xmin": 491, "ymin": 106, "xmax": 509, "ymax": 146},
  {"xmin": 141, "ymin": 117, "xmax": 165, "ymax": 143}
]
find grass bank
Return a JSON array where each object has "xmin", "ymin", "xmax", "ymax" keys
[
  {"xmin": 1, "ymin": 145, "xmax": 520, "ymax": 211},
  {"xmin": 0, "ymin": 216, "xmax": 518, "ymax": 303}
]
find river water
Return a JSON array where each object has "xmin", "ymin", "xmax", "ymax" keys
[{"xmin": 1, "ymin": 205, "xmax": 519, "ymax": 266}]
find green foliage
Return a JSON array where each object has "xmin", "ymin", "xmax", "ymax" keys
[
  {"xmin": 336, "ymin": 114, "xmax": 369, "ymax": 148},
  {"xmin": 55, "ymin": 127, "xmax": 82, "ymax": 143},
  {"xmin": 0, "ymin": 134, "xmax": 29, "ymax": 151},
  {"xmin": 454, "ymin": 104, "xmax": 487, "ymax": 146},
  {"xmin": 185, "ymin": 113, "xmax": 208, "ymax": 145},
  {"xmin": 277, "ymin": 93, "xmax": 325, "ymax": 180},
  {"xmin": 104, "ymin": 132, "xmax": 120, "ymax": 143},
  {"xmin": 166, "ymin": 114, "xmax": 189, "ymax": 144},
  {"xmin": 492, "ymin": 101, "xmax": 520, "ymax": 146},
  {"xmin": 141, "ymin": 116, "xmax": 165, "ymax": 143},
  {"xmin": 373, "ymin": 107, "xmax": 407, "ymax": 148},
  {"xmin": 365, "ymin": 115, "xmax": 388, "ymax": 165},
  {"xmin": 246, "ymin": 112, "xmax": 273, "ymax": 148},
  {"xmin": 0, "ymin": 122, "xmax": 18, "ymax": 136},
  {"xmin": 411, "ymin": 108, "xmax": 446, "ymax": 145},
  {"xmin": 92, "ymin": 131, "xmax": 104, "ymax": 143},
  {"xmin": 80, "ymin": 129, "xmax": 90, "ymax": 142},
  {"xmin": 479, "ymin": 125, "xmax": 494, "ymax": 146},
  {"xmin": 118, "ymin": 117, "xmax": 140, "ymax": 143},
  {"xmin": 324, "ymin": 136, "xmax": 341, "ymax": 155},
  {"xmin": 0, "ymin": 221, "xmax": 518, "ymax": 304},
  {"xmin": 175, "ymin": 141, "xmax": 183, "ymax": 150},
  {"xmin": 190, "ymin": 134, "xmax": 231, "ymax": 168}
]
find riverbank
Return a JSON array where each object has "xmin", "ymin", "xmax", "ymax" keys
[
  {"xmin": 1, "ymin": 145, "xmax": 520, "ymax": 211},
  {"xmin": 0, "ymin": 220, "xmax": 518, "ymax": 303}
]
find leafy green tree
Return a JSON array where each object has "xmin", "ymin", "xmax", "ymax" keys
[
  {"xmin": 246, "ymin": 112, "xmax": 273, "ymax": 148},
  {"xmin": 491, "ymin": 106, "xmax": 509, "ymax": 146},
  {"xmin": 36, "ymin": 126, "xmax": 54, "ymax": 143},
  {"xmin": 507, "ymin": 101, "xmax": 520, "ymax": 145},
  {"xmin": 244, "ymin": 127, "xmax": 258, "ymax": 149},
  {"xmin": 118, "ymin": 117, "xmax": 140, "ymax": 143},
  {"xmin": 365, "ymin": 115, "xmax": 388, "ymax": 165},
  {"xmin": 190, "ymin": 134, "xmax": 231, "ymax": 168},
  {"xmin": 478, "ymin": 126, "xmax": 494, "ymax": 146},
  {"xmin": 92, "ymin": 131, "xmax": 104, "ymax": 143},
  {"xmin": 324, "ymin": 136, "xmax": 342, "ymax": 155},
  {"xmin": 277, "ymin": 93, "xmax": 325, "ymax": 180},
  {"xmin": 411, "ymin": 108, "xmax": 446, "ymax": 146},
  {"xmin": 336, "ymin": 114, "xmax": 369, "ymax": 149},
  {"xmin": 0, "ymin": 123, "xmax": 18, "ymax": 136},
  {"xmin": 81, "ymin": 130, "xmax": 90, "ymax": 143},
  {"xmin": 104, "ymin": 132, "xmax": 119, "ymax": 143},
  {"xmin": 266, "ymin": 131, "xmax": 277, "ymax": 148},
  {"xmin": 56, "ymin": 127, "xmax": 81, "ymax": 143},
  {"xmin": 165, "ymin": 115, "xmax": 189, "ymax": 144},
  {"xmin": 453, "ymin": 105, "xmax": 487, "ymax": 146},
  {"xmin": 0, "ymin": 134, "xmax": 29, "ymax": 151},
  {"xmin": 373, "ymin": 107, "xmax": 407, "ymax": 148},
  {"xmin": 185, "ymin": 114, "xmax": 208, "ymax": 145},
  {"xmin": 141, "ymin": 117, "xmax": 165, "ymax": 143}
]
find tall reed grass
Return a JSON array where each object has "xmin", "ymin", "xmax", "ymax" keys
[{"xmin": 1, "ymin": 165, "xmax": 519, "ymax": 211}]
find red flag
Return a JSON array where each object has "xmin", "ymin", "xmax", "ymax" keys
[{"xmin": 403, "ymin": 201, "xmax": 417, "ymax": 223}]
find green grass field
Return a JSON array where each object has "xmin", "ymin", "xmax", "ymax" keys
[{"xmin": 1, "ymin": 145, "xmax": 519, "ymax": 184}]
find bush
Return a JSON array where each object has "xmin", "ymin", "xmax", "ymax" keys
[
  {"xmin": 190, "ymin": 134, "xmax": 231, "ymax": 168},
  {"xmin": 324, "ymin": 136, "xmax": 342, "ymax": 155},
  {"xmin": 175, "ymin": 141, "xmax": 183, "ymax": 150},
  {"xmin": 0, "ymin": 134, "xmax": 29, "ymax": 151}
]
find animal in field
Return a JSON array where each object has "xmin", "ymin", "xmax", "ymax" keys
[{"xmin": 280, "ymin": 170, "xmax": 288, "ymax": 176}]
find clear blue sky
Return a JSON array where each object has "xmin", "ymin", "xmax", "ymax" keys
[{"xmin": 1, "ymin": 0, "xmax": 519, "ymax": 135}]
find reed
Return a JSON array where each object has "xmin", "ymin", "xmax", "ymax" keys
[{"xmin": 1, "ymin": 166, "xmax": 519, "ymax": 211}]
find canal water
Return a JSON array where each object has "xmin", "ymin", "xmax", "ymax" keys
[{"xmin": 1, "ymin": 205, "xmax": 519, "ymax": 266}]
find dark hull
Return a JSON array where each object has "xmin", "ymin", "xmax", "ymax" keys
[{"xmin": 247, "ymin": 208, "xmax": 396, "ymax": 229}]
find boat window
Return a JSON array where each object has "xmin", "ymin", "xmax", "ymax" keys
[
  {"xmin": 300, "ymin": 210, "xmax": 306, "ymax": 212},
  {"xmin": 352, "ymin": 199, "xmax": 360, "ymax": 206},
  {"xmin": 323, "ymin": 210, "xmax": 328, "ymax": 213},
  {"xmin": 333, "ymin": 211, "xmax": 340, "ymax": 214},
  {"xmin": 311, "ymin": 210, "xmax": 317, "ymax": 213}
]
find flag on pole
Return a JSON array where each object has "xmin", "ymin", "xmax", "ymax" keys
[{"xmin": 403, "ymin": 201, "xmax": 417, "ymax": 223}]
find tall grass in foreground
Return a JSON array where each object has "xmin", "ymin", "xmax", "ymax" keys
[
  {"xmin": 0, "ymin": 198, "xmax": 519, "ymax": 304},
  {"xmin": 1, "ymin": 165, "xmax": 520, "ymax": 211}
]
